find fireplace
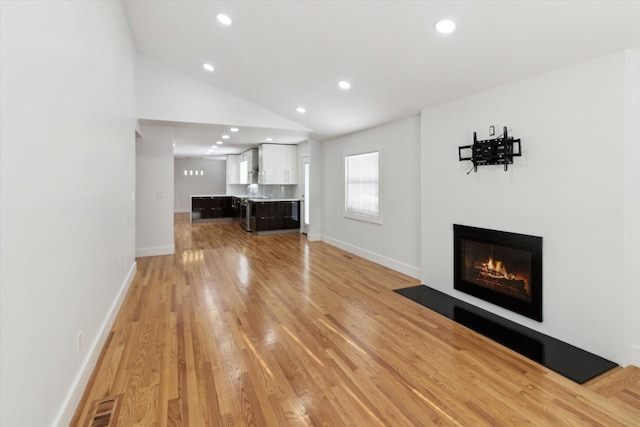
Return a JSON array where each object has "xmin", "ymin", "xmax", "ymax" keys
[{"xmin": 454, "ymin": 225, "xmax": 542, "ymax": 321}]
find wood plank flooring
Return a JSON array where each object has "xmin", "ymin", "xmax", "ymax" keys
[{"xmin": 72, "ymin": 213, "xmax": 640, "ymax": 426}]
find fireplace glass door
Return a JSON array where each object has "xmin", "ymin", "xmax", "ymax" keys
[{"xmin": 454, "ymin": 224, "xmax": 542, "ymax": 321}]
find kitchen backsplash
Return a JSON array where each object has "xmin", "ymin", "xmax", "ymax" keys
[
  {"xmin": 228, "ymin": 184, "xmax": 296, "ymax": 199},
  {"xmin": 259, "ymin": 184, "xmax": 296, "ymax": 199}
]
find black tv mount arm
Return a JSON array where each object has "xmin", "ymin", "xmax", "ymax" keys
[{"xmin": 458, "ymin": 126, "xmax": 521, "ymax": 172}]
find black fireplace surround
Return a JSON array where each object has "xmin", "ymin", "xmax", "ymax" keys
[{"xmin": 454, "ymin": 224, "xmax": 543, "ymax": 322}]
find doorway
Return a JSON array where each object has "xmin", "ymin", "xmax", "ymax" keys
[{"xmin": 302, "ymin": 156, "xmax": 310, "ymax": 234}]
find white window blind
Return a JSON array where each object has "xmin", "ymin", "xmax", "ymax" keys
[{"xmin": 345, "ymin": 151, "xmax": 379, "ymax": 219}]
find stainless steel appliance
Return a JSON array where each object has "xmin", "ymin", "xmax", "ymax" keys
[{"xmin": 235, "ymin": 197, "xmax": 251, "ymax": 231}]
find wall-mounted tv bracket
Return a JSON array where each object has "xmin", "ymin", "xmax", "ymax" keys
[{"xmin": 458, "ymin": 126, "xmax": 521, "ymax": 172}]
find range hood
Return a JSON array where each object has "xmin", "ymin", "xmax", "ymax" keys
[{"xmin": 249, "ymin": 166, "xmax": 259, "ymax": 184}]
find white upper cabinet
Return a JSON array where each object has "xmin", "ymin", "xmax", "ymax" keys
[
  {"xmin": 227, "ymin": 154, "xmax": 240, "ymax": 184},
  {"xmin": 238, "ymin": 148, "xmax": 258, "ymax": 184},
  {"xmin": 284, "ymin": 145, "xmax": 297, "ymax": 184},
  {"xmin": 258, "ymin": 144, "xmax": 297, "ymax": 185}
]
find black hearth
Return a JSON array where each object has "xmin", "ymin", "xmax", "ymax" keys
[
  {"xmin": 393, "ymin": 285, "xmax": 617, "ymax": 384},
  {"xmin": 454, "ymin": 224, "xmax": 542, "ymax": 321}
]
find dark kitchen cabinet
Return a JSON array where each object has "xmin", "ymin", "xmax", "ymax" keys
[
  {"xmin": 249, "ymin": 200, "xmax": 300, "ymax": 232},
  {"xmin": 191, "ymin": 196, "xmax": 234, "ymax": 221},
  {"xmin": 204, "ymin": 197, "xmax": 223, "ymax": 218},
  {"xmin": 192, "ymin": 197, "xmax": 207, "ymax": 219},
  {"xmin": 250, "ymin": 202, "xmax": 279, "ymax": 231},
  {"xmin": 220, "ymin": 197, "xmax": 234, "ymax": 217},
  {"xmin": 280, "ymin": 201, "xmax": 300, "ymax": 230}
]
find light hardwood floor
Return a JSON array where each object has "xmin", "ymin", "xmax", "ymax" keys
[{"xmin": 72, "ymin": 213, "xmax": 640, "ymax": 426}]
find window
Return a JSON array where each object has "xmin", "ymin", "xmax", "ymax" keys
[{"xmin": 344, "ymin": 151, "xmax": 381, "ymax": 223}]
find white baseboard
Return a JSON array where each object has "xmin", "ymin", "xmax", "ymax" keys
[
  {"xmin": 306, "ymin": 232, "xmax": 322, "ymax": 242},
  {"xmin": 631, "ymin": 344, "xmax": 640, "ymax": 367},
  {"xmin": 322, "ymin": 235, "xmax": 421, "ymax": 280},
  {"xmin": 174, "ymin": 208, "xmax": 190, "ymax": 213},
  {"xmin": 53, "ymin": 261, "xmax": 137, "ymax": 426},
  {"xmin": 135, "ymin": 244, "xmax": 174, "ymax": 258}
]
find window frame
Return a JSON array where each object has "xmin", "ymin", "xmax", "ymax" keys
[{"xmin": 343, "ymin": 149, "xmax": 383, "ymax": 224}]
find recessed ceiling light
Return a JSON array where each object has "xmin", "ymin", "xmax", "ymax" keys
[
  {"xmin": 216, "ymin": 140, "xmax": 223, "ymax": 145},
  {"xmin": 222, "ymin": 135, "xmax": 230, "ymax": 139},
  {"xmin": 230, "ymin": 127, "xmax": 239, "ymax": 132},
  {"xmin": 217, "ymin": 14, "xmax": 232, "ymax": 26},
  {"xmin": 203, "ymin": 63, "xmax": 215, "ymax": 72},
  {"xmin": 338, "ymin": 80, "xmax": 351, "ymax": 90},
  {"xmin": 212, "ymin": 146, "xmax": 218, "ymax": 149},
  {"xmin": 172, "ymin": 144, "xmax": 176, "ymax": 147},
  {"xmin": 265, "ymin": 138, "xmax": 272, "ymax": 142},
  {"xmin": 434, "ymin": 19, "xmax": 456, "ymax": 34},
  {"xmin": 296, "ymin": 106, "xmax": 306, "ymax": 114}
]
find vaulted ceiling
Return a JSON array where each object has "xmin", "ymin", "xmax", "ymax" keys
[{"xmin": 123, "ymin": 1, "xmax": 640, "ymax": 157}]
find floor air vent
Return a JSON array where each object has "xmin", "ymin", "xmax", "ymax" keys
[{"xmin": 85, "ymin": 394, "xmax": 122, "ymax": 427}]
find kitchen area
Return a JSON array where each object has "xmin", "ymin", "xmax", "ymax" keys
[{"xmin": 188, "ymin": 143, "xmax": 303, "ymax": 235}]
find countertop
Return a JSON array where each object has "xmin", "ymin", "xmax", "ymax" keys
[
  {"xmin": 190, "ymin": 194, "xmax": 299, "ymax": 202},
  {"xmin": 247, "ymin": 198, "xmax": 300, "ymax": 202}
]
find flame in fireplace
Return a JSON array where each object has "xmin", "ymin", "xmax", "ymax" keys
[
  {"xmin": 482, "ymin": 258, "xmax": 515, "ymax": 280},
  {"xmin": 476, "ymin": 257, "xmax": 529, "ymax": 293}
]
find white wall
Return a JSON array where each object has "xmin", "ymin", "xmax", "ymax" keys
[
  {"xmin": 322, "ymin": 116, "xmax": 421, "ymax": 278},
  {"xmin": 0, "ymin": 2, "xmax": 136, "ymax": 425},
  {"xmin": 136, "ymin": 55, "xmax": 311, "ymax": 131},
  {"xmin": 420, "ymin": 51, "xmax": 633, "ymax": 364},
  {"xmin": 136, "ymin": 125, "xmax": 175, "ymax": 257},
  {"xmin": 174, "ymin": 158, "xmax": 226, "ymax": 212},
  {"xmin": 624, "ymin": 47, "xmax": 640, "ymax": 365},
  {"xmin": 308, "ymin": 140, "xmax": 324, "ymax": 241}
]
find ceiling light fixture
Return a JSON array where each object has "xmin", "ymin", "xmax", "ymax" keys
[
  {"xmin": 434, "ymin": 19, "xmax": 456, "ymax": 34},
  {"xmin": 296, "ymin": 106, "xmax": 306, "ymax": 114},
  {"xmin": 216, "ymin": 140, "xmax": 223, "ymax": 145},
  {"xmin": 266, "ymin": 138, "xmax": 272, "ymax": 142},
  {"xmin": 230, "ymin": 127, "xmax": 239, "ymax": 132},
  {"xmin": 338, "ymin": 80, "xmax": 351, "ymax": 90},
  {"xmin": 222, "ymin": 135, "xmax": 230, "ymax": 139},
  {"xmin": 217, "ymin": 14, "xmax": 232, "ymax": 26},
  {"xmin": 203, "ymin": 63, "xmax": 215, "ymax": 72}
]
